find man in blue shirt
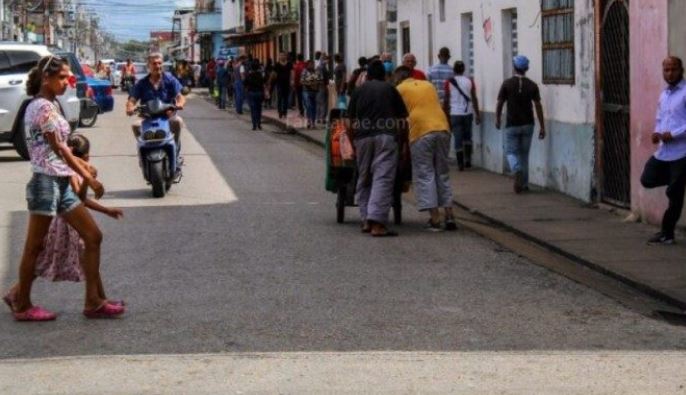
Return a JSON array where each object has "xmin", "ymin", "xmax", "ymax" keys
[
  {"xmin": 126, "ymin": 52, "xmax": 186, "ymax": 146},
  {"xmin": 427, "ymin": 47, "xmax": 454, "ymax": 102},
  {"xmin": 641, "ymin": 56, "xmax": 686, "ymax": 245}
]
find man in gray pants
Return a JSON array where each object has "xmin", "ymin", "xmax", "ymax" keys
[
  {"xmin": 347, "ymin": 60, "xmax": 409, "ymax": 237},
  {"xmin": 395, "ymin": 66, "xmax": 457, "ymax": 231}
]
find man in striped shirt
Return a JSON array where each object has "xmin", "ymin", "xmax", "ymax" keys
[{"xmin": 428, "ymin": 47, "xmax": 455, "ymax": 102}]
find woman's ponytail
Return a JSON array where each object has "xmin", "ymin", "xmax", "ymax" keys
[{"xmin": 26, "ymin": 66, "xmax": 42, "ymax": 96}]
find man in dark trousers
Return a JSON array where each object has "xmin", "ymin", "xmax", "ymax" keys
[
  {"xmin": 496, "ymin": 55, "xmax": 545, "ymax": 193},
  {"xmin": 347, "ymin": 60, "xmax": 409, "ymax": 237},
  {"xmin": 641, "ymin": 56, "xmax": 686, "ymax": 245}
]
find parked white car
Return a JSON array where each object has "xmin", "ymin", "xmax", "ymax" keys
[{"xmin": 0, "ymin": 43, "xmax": 80, "ymax": 159}]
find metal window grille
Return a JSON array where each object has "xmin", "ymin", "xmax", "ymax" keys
[
  {"xmin": 542, "ymin": 0, "xmax": 575, "ymax": 84},
  {"xmin": 461, "ymin": 13, "xmax": 474, "ymax": 76},
  {"xmin": 439, "ymin": 0, "xmax": 446, "ymax": 22},
  {"xmin": 512, "ymin": 11, "xmax": 518, "ymax": 56}
]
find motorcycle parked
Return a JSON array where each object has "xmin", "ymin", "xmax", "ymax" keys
[{"xmin": 134, "ymin": 99, "xmax": 182, "ymax": 198}]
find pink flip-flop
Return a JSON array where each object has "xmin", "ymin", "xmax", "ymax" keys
[
  {"xmin": 107, "ymin": 299, "xmax": 126, "ymax": 307},
  {"xmin": 83, "ymin": 302, "xmax": 125, "ymax": 319},
  {"xmin": 13, "ymin": 306, "xmax": 57, "ymax": 322}
]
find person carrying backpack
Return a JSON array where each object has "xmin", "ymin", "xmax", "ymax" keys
[{"xmin": 443, "ymin": 61, "xmax": 481, "ymax": 170}]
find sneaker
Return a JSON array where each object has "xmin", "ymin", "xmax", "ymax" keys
[
  {"xmin": 647, "ymin": 232, "xmax": 675, "ymax": 245},
  {"xmin": 425, "ymin": 220, "xmax": 444, "ymax": 232},
  {"xmin": 445, "ymin": 218, "xmax": 458, "ymax": 231}
]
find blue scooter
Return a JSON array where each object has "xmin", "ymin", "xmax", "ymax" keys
[{"xmin": 134, "ymin": 99, "xmax": 182, "ymax": 198}]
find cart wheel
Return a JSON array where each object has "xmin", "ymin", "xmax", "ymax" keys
[
  {"xmin": 336, "ymin": 186, "xmax": 346, "ymax": 224},
  {"xmin": 393, "ymin": 195, "xmax": 402, "ymax": 225}
]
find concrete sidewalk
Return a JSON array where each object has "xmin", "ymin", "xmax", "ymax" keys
[
  {"xmin": 258, "ymin": 108, "xmax": 686, "ymax": 310},
  {"xmin": 200, "ymin": 92, "xmax": 686, "ymax": 309}
]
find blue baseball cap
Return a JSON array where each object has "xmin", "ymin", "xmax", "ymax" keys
[{"xmin": 513, "ymin": 55, "xmax": 530, "ymax": 71}]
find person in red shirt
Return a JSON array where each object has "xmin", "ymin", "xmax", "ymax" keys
[
  {"xmin": 206, "ymin": 57, "xmax": 217, "ymax": 95},
  {"xmin": 402, "ymin": 53, "xmax": 427, "ymax": 80},
  {"xmin": 292, "ymin": 53, "xmax": 307, "ymax": 117}
]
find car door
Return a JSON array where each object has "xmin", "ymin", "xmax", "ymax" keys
[
  {"xmin": 0, "ymin": 50, "xmax": 35, "ymax": 133},
  {"xmin": 0, "ymin": 50, "xmax": 42, "ymax": 133}
]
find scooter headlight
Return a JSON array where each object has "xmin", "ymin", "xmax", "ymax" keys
[
  {"xmin": 142, "ymin": 131, "xmax": 156, "ymax": 141},
  {"xmin": 154, "ymin": 130, "xmax": 167, "ymax": 140}
]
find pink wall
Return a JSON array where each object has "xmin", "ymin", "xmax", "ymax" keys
[{"xmin": 630, "ymin": 0, "xmax": 674, "ymax": 225}]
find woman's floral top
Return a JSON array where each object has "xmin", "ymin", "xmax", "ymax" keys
[{"xmin": 24, "ymin": 98, "xmax": 74, "ymax": 177}]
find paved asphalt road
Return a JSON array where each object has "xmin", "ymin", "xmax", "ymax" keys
[{"xmin": 1, "ymin": 93, "xmax": 686, "ymax": 392}]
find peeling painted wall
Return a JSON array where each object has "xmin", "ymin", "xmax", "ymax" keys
[{"xmin": 396, "ymin": 0, "xmax": 596, "ymax": 201}]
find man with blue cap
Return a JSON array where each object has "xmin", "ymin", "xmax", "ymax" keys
[{"xmin": 496, "ymin": 55, "xmax": 546, "ymax": 193}]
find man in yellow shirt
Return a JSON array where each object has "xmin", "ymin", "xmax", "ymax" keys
[{"xmin": 395, "ymin": 66, "xmax": 457, "ymax": 231}]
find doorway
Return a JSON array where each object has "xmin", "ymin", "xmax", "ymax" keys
[{"xmin": 599, "ymin": 0, "xmax": 630, "ymax": 207}]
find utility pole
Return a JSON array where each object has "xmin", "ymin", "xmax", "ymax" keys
[{"xmin": 43, "ymin": 0, "xmax": 50, "ymax": 46}]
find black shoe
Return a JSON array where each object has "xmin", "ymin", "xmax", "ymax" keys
[
  {"xmin": 456, "ymin": 152, "xmax": 465, "ymax": 171},
  {"xmin": 464, "ymin": 144, "xmax": 473, "ymax": 168},
  {"xmin": 514, "ymin": 171, "xmax": 524, "ymax": 194},
  {"xmin": 647, "ymin": 232, "xmax": 675, "ymax": 245},
  {"xmin": 445, "ymin": 218, "xmax": 458, "ymax": 231}
]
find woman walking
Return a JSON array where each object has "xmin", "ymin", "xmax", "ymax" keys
[
  {"xmin": 244, "ymin": 62, "xmax": 266, "ymax": 131},
  {"xmin": 4, "ymin": 55, "xmax": 125, "ymax": 321}
]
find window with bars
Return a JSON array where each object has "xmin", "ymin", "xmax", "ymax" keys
[
  {"xmin": 327, "ymin": 0, "xmax": 335, "ymax": 58},
  {"xmin": 439, "ymin": 0, "xmax": 446, "ymax": 22},
  {"xmin": 542, "ymin": 0, "xmax": 575, "ymax": 84},
  {"xmin": 308, "ymin": 0, "xmax": 315, "ymax": 58},
  {"xmin": 300, "ymin": 0, "xmax": 306, "ymax": 54},
  {"xmin": 461, "ymin": 13, "xmax": 473, "ymax": 76}
]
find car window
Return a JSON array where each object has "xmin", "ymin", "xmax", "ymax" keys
[
  {"xmin": 0, "ymin": 51, "xmax": 10, "ymax": 74},
  {"xmin": 0, "ymin": 50, "xmax": 40, "ymax": 75}
]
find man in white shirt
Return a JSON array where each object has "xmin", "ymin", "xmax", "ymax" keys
[{"xmin": 442, "ymin": 61, "xmax": 481, "ymax": 170}]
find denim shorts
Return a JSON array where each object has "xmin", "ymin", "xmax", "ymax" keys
[{"xmin": 26, "ymin": 173, "xmax": 81, "ymax": 217}]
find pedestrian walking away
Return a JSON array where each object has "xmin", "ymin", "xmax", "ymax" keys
[
  {"xmin": 216, "ymin": 60, "xmax": 230, "ymax": 110},
  {"xmin": 444, "ymin": 61, "xmax": 481, "ymax": 171},
  {"xmin": 206, "ymin": 57, "xmax": 217, "ymax": 95},
  {"xmin": 395, "ymin": 66, "xmax": 457, "ymax": 232},
  {"xmin": 347, "ymin": 60, "xmax": 409, "ymax": 237},
  {"xmin": 233, "ymin": 56, "xmax": 247, "ymax": 114},
  {"xmin": 274, "ymin": 52, "xmax": 294, "ymax": 119},
  {"xmin": 4, "ymin": 55, "xmax": 125, "ymax": 321},
  {"xmin": 641, "ymin": 56, "xmax": 686, "ymax": 245},
  {"xmin": 347, "ymin": 57, "xmax": 368, "ymax": 98},
  {"xmin": 244, "ymin": 62, "xmax": 266, "ymax": 131},
  {"xmin": 316, "ymin": 53, "xmax": 332, "ymax": 123},
  {"xmin": 293, "ymin": 54, "xmax": 307, "ymax": 117},
  {"xmin": 496, "ymin": 55, "xmax": 546, "ymax": 193},
  {"xmin": 427, "ymin": 47, "xmax": 455, "ymax": 103},
  {"xmin": 333, "ymin": 53, "xmax": 347, "ymax": 108}
]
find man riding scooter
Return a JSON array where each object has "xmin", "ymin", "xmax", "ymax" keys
[
  {"xmin": 121, "ymin": 58, "xmax": 137, "ymax": 92},
  {"xmin": 126, "ymin": 52, "xmax": 186, "ymax": 160}
]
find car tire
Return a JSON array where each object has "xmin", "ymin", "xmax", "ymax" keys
[{"xmin": 79, "ymin": 112, "xmax": 98, "ymax": 128}]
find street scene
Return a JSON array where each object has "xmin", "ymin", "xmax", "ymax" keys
[{"xmin": 1, "ymin": 0, "xmax": 686, "ymax": 393}]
